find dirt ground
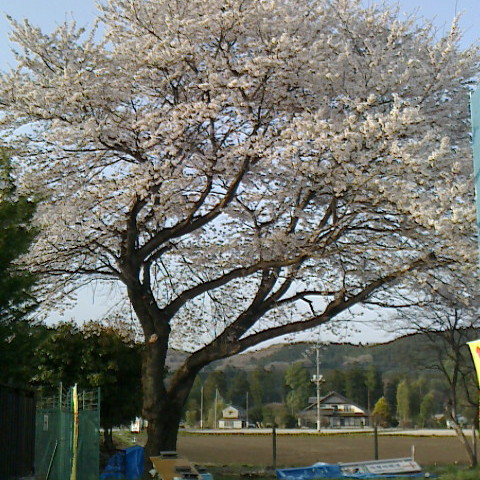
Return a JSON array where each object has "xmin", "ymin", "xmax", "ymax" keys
[{"xmin": 176, "ymin": 433, "xmax": 473, "ymax": 468}]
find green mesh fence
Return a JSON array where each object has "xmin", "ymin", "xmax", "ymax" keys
[{"xmin": 35, "ymin": 385, "xmax": 100, "ymax": 480}]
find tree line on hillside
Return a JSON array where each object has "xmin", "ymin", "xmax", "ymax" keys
[
  {"xmin": 183, "ymin": 360, "xmax": 476, "ymax": 430},
  {"xmin": 4, "ymin": 320, "xmax": 475, "ymax": 434}
]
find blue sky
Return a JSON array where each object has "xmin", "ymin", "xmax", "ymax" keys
[{"xmin": 0, "ymin": 0, "xmax": 479, "ymax": 71}]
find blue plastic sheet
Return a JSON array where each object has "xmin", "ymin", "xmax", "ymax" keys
[
  {"xmin": 276, "ymin": 464, "xmax": 430, "ymax": 480},
  {"xmin": 100, "ymin": 449, "xmax": 125, "ymax": 480},
  {"xmin": 125, "ymin": 446, "xmax": 144, "ymax": 479},
  {"xmin": 277, "ymin": 463, "xmax": 343, "ymax": 480},
  {"xmin": 100, "ymin": 445, "xmax": 144, "ymax": 480}
]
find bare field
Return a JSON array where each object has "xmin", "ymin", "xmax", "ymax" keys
[{"xmin": 177, "ymin": 433, "xmax": 472, "ymax": 467}]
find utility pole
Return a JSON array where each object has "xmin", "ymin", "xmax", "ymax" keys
[
  {"xmin": 312, "ymin": 344, "xmax": 324, "ymax": 432},
  {"xmin": 316, "ymin": 346, "xmax": 321, "ymax": 432}
]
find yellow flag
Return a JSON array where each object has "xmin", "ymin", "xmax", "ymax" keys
[
  {"xmin": 467, "ymin": 340, "xmax": 480, "ymax": 388},
  {"xmin": 71, "ymin": 385, "xmax": 79, "ymax": 480}
]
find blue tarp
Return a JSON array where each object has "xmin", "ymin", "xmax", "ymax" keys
[
  {"xmin": 277, "ymin": 464, "xmax": 344, "ymax": 480},
  {"xmin": 100, "ymin": 445, "xmax": 144, "ymax": 480},
  {"xmin": 276, "ymin": 464, "xmax": 430, "ymax": 480}
]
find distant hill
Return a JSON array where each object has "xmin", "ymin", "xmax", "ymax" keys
[
  {"xmin": 209, "ymin": 339, "xmax": 418, "ymax": 373},
  {"xmin": 164, "ymin": 328, "xmax": 478, "ymax": 375}
]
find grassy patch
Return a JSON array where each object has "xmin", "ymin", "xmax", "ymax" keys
[
  {"xmin": 433, "ymin": 465, "xmax": 480, "ymax": 479},
  {"xmin": 112, "ymin": 429, "xmax": 147, "ymax": 448}
]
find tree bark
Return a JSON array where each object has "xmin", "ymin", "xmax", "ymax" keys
[
  {"xmin": 447, "ymin": 394, "xmax": 476, "ymax": 468},
  {"xmin": 450, "ymin": 419, "xmax": 477, "ymax": 467},
  {"xmin": 103, "ymin": 427, "xmax": 115, "ymax": 454},
  {"xmin": 142, "ymin": 339, "xmax": 198, "ymax": 463}
]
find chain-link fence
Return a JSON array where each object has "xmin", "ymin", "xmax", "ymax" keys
[{"xmin": 35, "ymin": 385, "xmax": 100, "ymax": 480}]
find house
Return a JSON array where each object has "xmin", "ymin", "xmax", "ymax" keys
[
  {"xmin": 298, "ymin": 391, "xmax": 369, "ymax": 428},
  {"xmin": 218, "ymin": 405, "xmax": 247, "ymax": 429}
]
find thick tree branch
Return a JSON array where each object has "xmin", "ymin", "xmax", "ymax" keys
[
  {"xmin": 137, "ymin": 155, "xmax": 253, "ymax": 262},
  {"xmin": 193, "ymin": 252, "xmax": 440, "ymax": 368},
  {"xmin": 161, "ymin": 255, "xmax": 307, "ymax": 319}
]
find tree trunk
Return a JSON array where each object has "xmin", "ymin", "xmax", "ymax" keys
[
  {"xmin": 446, "ymin": 376, "xmax": 477, "ymax": 468},
  {"xmin": 145, "ymin": 400, "xmax": 185, "ymax": 455},
  {"xmin": 451, "ymin": 419, "xmax": 477, "ymax": 467},
  {"xmin": 141, "ymin": 339, "xmax": 198, "ymax": 469},
  {"xmin": 103, "ymin": 427, "xmax": 115, "ymax": 453}
]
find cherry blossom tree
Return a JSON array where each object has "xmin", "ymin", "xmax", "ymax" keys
[{"xmin": 0, "ymin": 0, "xmax": 478, "ymax": 458}]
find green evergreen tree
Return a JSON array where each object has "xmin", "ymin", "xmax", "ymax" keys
[
  {"xmin": 383, "ymin": 377, "xmax": 399, "ymax": 418},
  {"xmin": 396, "ymin": 380, "xmax": 411, "ymax": 427},
  {"xmin": 0, "ymin": 321, "xmax": 48, "ymax": 386},
  {"xmin": 185, "ymin": 399, "xmax": 199, "ymax": 427},
  {"xmin": 206, "ymin": 398, "xmax": 225, "ymax": 428},
  {"xmin": 187, "ymin": 376, "xmax": 203, "ymax": 408},
  {"xmin": 419, "ymin": 392, "xmax": 435, "ymax": 428},
  {"xmin": 0, "ymin": 151, "xmax": 38, "ymax": 323},
  {"xmin": 365, "ymin": 364, "xmax": 380, "ymax": 413},
  {"xmin": 325, "ymin": 369, "xmax": 346, "ymax": 395},
  {"xmin": 249, "ymin": 367, "xmax": 268, "ymax": 410},
  {"xmin": 203, "ymin": 370, "xmax": 227, "ymax": 404},
  {"xmin": 226, "ymin": 370, "xmax": 250, "ymax": 406},
  {"xmin": 285, "ymin": 362, "xmax": 312, "ymax": 414},
  {"xmin": 409, "ymin": 377, "xmax": 426, "ymax": 425},
  {"xmin": 345, "ymin": 367, "xmax": 368, "ymax": 407},
  {"xmin": 0, "ymin": 151, "xmax": 40, "ymax": 387},
  {"xmin": 262, "ymin": 405, "xmax": 276, "ymax": 426},
  {"xmin": 33, "ymin": 320, "xmax": 143, "ymax": 451},
  {"xmin": 263, "ymin": 367, "xmax": 284, "ymax": 403}
]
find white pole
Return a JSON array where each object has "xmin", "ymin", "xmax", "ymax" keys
[{"xmin": 316, "ymin": 346, "xmax": 321, "ymax": 432}]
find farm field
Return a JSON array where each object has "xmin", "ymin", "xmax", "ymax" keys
[{"xmin": 175, "ymin": 432, "xmax": 474, "ymax": 468}]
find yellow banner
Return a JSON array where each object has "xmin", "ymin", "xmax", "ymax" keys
[
  {"xmin": 467, "ymin": 340, "xmax": 480, "ymax": 388},
  {"xmin": 71, "ymin": 385, "xmax": 79, "ymax": 480}
]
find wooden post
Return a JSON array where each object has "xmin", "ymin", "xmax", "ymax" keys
[
  {"xmin": 272, "ymin": 424, "xmax": 277, "ymax": 470},
  {"xmin": 472, "ymin": 421, "xmax": 477, "ymax": 466},
  {"xmin": 374, "ymin": 424, "xmax": 379, "ymax": 460}
]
